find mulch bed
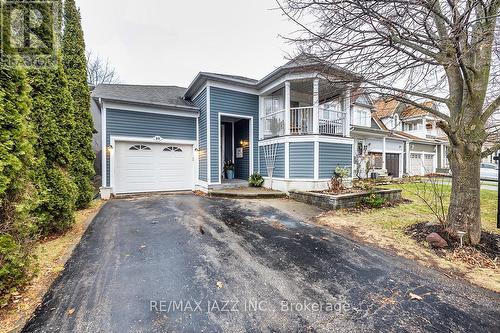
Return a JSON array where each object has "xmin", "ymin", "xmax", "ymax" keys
[
  {"xmin": 405, "ymin": 222, "xmax": 499, "ymax": 269},
  {"xmin": 319, "ymin": 188, "xmax": 365, "ymax": 195},
  {"xmin": 343, "ymin": 198, "xmax": 412, "ymax": 213}
]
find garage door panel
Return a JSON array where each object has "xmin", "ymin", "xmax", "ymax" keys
[{"xmin": 115, "ymin": 142, "xmax": 193, "ymax": 193}]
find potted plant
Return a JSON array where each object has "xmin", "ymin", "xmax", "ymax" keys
[{"xmin": 224, "ymin": 161, "xmax": 235, "ymax": 180}]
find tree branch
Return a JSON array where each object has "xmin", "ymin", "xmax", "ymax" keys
[
  {"xmin": 482, "ymin": 143, "xmax": 500, "ymax": 157},
  {"xmin": 482, "ymin": 94, "xmax": 500, "ymax": 122}
]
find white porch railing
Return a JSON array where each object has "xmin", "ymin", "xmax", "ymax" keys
[
  {"xmin": 260, "ymin": 106, "xmax": 347, "ymax": 138},
  {"xmin": 319, "ymin": 107, "xmax": 346, "ymax": 135},
  {"xmin": 290, "ymin": 107, "xmax": 314, "ymax": 135},
  {"xmin": 261, "ymin": 109, "xmax": 286, "ymax": 138}
]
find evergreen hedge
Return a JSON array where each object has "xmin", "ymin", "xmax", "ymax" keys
[
  {"xmin": 63, "ymin": 0, "xmax": 95, "ymax": 209},
  {"xmin": 28, "ymin": 55, "xmax": 78, "ymax": 235},
  {"xmin": 0, "ymin": 59, "xmax": 37, "ymax": 303},
  {"xmin": 0, "ymin": 0, "xmax": 99, "ymax": 303}
]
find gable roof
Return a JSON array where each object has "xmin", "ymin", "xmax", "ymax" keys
[
  {"xmin": 91, "ymin": 84, "xmax": 197, "ymax": 110},
  {"xmin": 183, "ymin": 55, "xmax": 361, "ymax": 99},
  {"xmin": 373, "ymin": 98, "xmax": 400, "ymax": 118},
  {"xmin": 374, "ymin": 98, "xmax": 436, "ymax": 120},
  {"xmin": 401, "ymin": 101, "xmax": 434, "ymax": 119}
]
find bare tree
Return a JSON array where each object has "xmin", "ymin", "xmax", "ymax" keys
[
  {"xmin": 86, "ymin": 51, "xmax": 120, "ymax": 86},
  {"xmin": 278, "ymin": 0, "xmax": 500, "ymax": 244}
]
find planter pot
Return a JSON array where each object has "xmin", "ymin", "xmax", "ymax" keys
[{"xmin": 226, "ymin": 170, "xmax": 235, "ymax": 180}]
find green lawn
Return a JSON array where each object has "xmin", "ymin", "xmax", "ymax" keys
[{"xmin": 380, "ymin": 183, "xmax": 499, "ymax": 234}]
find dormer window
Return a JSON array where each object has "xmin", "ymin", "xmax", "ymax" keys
[{"xmin": 352, "ymin": 106, "xmax": 371, "ymax": 127}]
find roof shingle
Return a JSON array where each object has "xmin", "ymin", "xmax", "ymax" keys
[{"xmin": 91, "ymin": 84, "xmax": 197, "ymax": 109}]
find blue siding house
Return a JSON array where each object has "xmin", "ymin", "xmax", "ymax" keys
[{"xmin": 92, "ymin": 58, "xmax": 359, "ymax": 198}]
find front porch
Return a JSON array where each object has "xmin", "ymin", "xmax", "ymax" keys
[{"xmin": 259, "ymin": 77, "xmax": 351, "ymax": 139}]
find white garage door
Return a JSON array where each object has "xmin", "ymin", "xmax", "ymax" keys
[
  {"xmin": 114, "ymin": 142, "xmax": 193, "ymax": 194},
  {"xmin": 423, "ymin": 154, "xmax": 435, "ymax": 174},
  {"xmin": 409, "ymin": 154, "xmax": 422, "ymax": 176}
]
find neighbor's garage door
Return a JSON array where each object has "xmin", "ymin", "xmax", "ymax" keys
[
  {"xmin": 115, "ymin": 142, "xmax": 193, "ymax": 193},
  {"xmin": 423, "ymin": 154, "xmax": 435, "ymax": 174},
  {"xmin": 409, "ymin": 153, "xmax": 422, "ymax": 176}
]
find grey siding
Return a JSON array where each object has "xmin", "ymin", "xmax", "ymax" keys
[
  {"xmin": 289, "ymin": 142, "xmax": 314, "ymax": 179},
  {"xmin": 210, "ymin": 87, "xmax": 259, "ymax": 183},
  {"xmin": 411, "ymin": 143, "xmax": 436, "ymax": 153},
  {"xmin": 259, "ymin": 143, "xmax": 285, "ymax": 178},
  {"xmin": 105, "ymin": 108, "xmax": 196, "ymax": 186},
  {"xmin": 319, "ymin": 142, "xmax": 353, "ymax": 179},
  {"xmin": 193, "ymin": 89, "xmax": 207, "ymax": 181}
]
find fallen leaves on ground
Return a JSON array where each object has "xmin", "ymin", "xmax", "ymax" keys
[{"xmin": 409, "ymin": 293, "xmax": 423, "ymax": 301}]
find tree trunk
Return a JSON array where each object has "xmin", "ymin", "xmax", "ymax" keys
[{"xmin": 447, "ymin": 144, "xmax": 482, "ymax": 245}]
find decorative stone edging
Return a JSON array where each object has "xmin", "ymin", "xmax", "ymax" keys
[{"xmin": 289, "ymin": 189, "xmax": 402, "ymax": 210}]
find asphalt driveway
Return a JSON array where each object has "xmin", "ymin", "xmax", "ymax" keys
[{"xmin": 23, "ymin": 195, "xmax": 500, "ymax": 333}]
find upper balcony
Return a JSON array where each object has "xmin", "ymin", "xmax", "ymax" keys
[
  {"xmin": 403, "ymin": 118, "xmax": 445, "ymax": 139},
  {"xmin": 259, "ymin": 78, "xmax": 351, "ymax": 139}
]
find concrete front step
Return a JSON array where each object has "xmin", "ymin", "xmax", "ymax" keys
[{"xmin": 209, "ymin": 188, "xmax": 287, "ymax": 199}]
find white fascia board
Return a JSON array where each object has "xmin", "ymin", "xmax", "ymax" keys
[
  {"xmin": 109, "ymin": 136, "xmax": 197, "ymax": 145},
  {"xmin": 207, "ymin": 80, "xmax": 259, "ymax": 95},
  {"xmin": 258, "ymin": 72, "xmax": 319, "ymax": 95},
  {"xmin": 191, "ymin": 82, "xmax": 209, "ymax": 102},
  {"xmin": 259, "ymin": 135, "xmax": 354, "ymax": 146},
  {"xmin": 104, "ymin": 101, "xmax": 199, "ymax": 118}
]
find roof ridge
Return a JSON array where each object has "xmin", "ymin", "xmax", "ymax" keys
[
  {"xmin": 199, "ymin": 72, "xmax": 258, "ymax": 82},
  {"xmin": 99, "ymin": 83, "xmax": 187, "ymax": 89}
]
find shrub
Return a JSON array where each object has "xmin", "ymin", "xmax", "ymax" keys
[
  {"xmin": 0, "ymin": 54, "xmax": 38, "ymax": 303},
  {"xmin": 29, "ymin": 53, "xmax": 78, "ymax": 235},
  {"xmin": 62, "ymin": 0, "xmax": 96, "ymax": 209},
  {"xmin": 360, "ymin": 193, "xmax": 386, "ymax": 208},
  {"xmin": 0, "ymin": 235, "xmax": 34, "ymax": 306},
  {"xmin": 248, "ymin": 173, "xmax": 264, "ymax": 187},
  {"xmin": 34, "ymin": 167, "xmax": 77, "ymax": 235},
  {"xmin": 328, "ymin": 166, "xmax": 351, "ymax": 193}
]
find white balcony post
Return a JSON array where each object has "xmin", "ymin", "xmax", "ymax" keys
[
  {"xmin": 344, "ymin": 86, "xmax": 352, "ymax": 137},
  {"xmin": 313, "ymin": 78, "xmax": 320, "ymax": 134},
  {"xmin": 382, "ymin": 137, "xmax": 387, "ymax": 170},
  {"xmin": 258, "ymin": 96, "xmax": 263, "ymax": 140},
  {"xmin": 284, "ymin": 81, "xmax": 291, "ymax": 135},
  {"xmin": 405, "ymin": 141, "xmax": 410, "ymax": 174}
]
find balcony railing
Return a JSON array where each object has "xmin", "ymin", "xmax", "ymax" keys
[
  {"xmin": 319, "ymin": 108, "xmax": 346, "ymax": 135},
  {"xmin": 262, "ymin": 109, "xmax": 285, "ymax": 138},
  {"xmin": 261, "ymin": 106, "xmax": 346, "ymax": 138},
  {"xmin": 290, "ymin": 107, "xmax": 314, "ymax": 135}
]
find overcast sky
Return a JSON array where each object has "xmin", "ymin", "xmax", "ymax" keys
[{"xmin": 78, "ymin": 0, "xmax": 296, "ymax": 87}]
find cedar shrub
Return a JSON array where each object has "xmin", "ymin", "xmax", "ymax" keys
[{"xmin": 62, "ymin": 0, "xmax": 95, "ymax": 208}]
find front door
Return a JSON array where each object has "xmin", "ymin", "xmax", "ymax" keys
[{"xmin": 386, "ymin": 153, "xmax": 400, "ymax": 177}]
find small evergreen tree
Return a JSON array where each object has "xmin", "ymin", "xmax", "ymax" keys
[
  {"xmin": 62, "ymin": 0, "xmax": 95, "ymax": 208},
  {"xmin": 29, "ymin": 54, "xmax": 78, "ymax": 235},
  {"xmin": 0, "ymin": 40, "xmax": 37, "ymax": 302}
]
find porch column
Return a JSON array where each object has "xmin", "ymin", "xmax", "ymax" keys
[
  {"xmin": 344, "ymin": 85, "xmax": 352, "ymax": 137},
  {"xmin": 313, "ymin": 78, "xmax": 320, "ymax": 134},
  {"xmin": 285, "ymin": 81, "xmax": 291, "ymax": 135},
  {"xmin": 421, "ymin": 118, "xmax": 426, "ymax": 136},
  {"xmin": 382, "ymin": 137, "xmax": 387, "ymax": 170},
  {"xmin": 405, "ymin": 141, "xmax": 410, "ymax": 174}
]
